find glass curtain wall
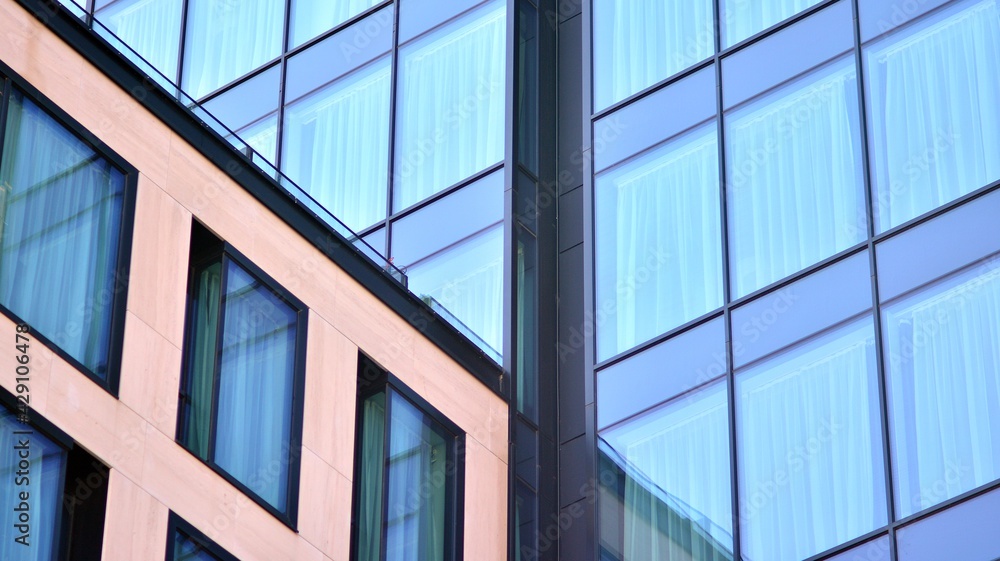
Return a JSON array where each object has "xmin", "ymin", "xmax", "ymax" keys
[{"xmin": 594, "ymin": 1, "xmax": 1000, "ymax": 560}]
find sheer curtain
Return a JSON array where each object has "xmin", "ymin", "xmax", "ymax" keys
[
  {"xmin": 96, "ymin": 0, "xmax": 183, "ymax": 84},
  {"xmin": 282, "ymin": 60, "xmax": 391, "ymax": 232},
  {"xmin": 182, "ymin": 262, "xmax": 222, "ymax": 459},
  {"xmin": 722, "ymin": 0, "xmax": 822, "ymax": 47},
  {"xmin": 0, "ymin": 93, "xmax": 126, "ymax": 377},
  {"xmin": 0, "ymin": 411, "xmax": 66, "ymax": 561},
  {"xmin": 593, "ymin": 0, "xmax": 713, "ymax": 109},
  {"xmin": 393, "ymin": 2, "xmax": 506, "ymax": 210},
  {"xmin": 214, "ymin": 261, "xmax": 298, "ymax": 511},
  {"xmin": 182, "ymin": 0, "xmax": 284, "ymax": 99},
  {"xmin": 597, "ymin": 127, "xmax": 722, "ymax": 360},
  {"xmin": 357, "ymin": 392, "xmax": 387, "ymax": 561},
  {"xmin": 386, "ymin": 393, "xmax": 447, "ymax": 561},
  {"xmin": 605, "ymin": 382, "xmax": 733, "ymax": 561},
  {"xmin": 408, "ymin": 226, "xmax": 504, "ymax": 360},
  {"xmin": 727, "ymin": 62, "xmax": 865, "ymax": 298},
  {"xmin": 866, "ymin": 0, "xmax": 1000, "ymax": 232},
  {"xmin": 289, "ymin": 0, "xmax": 379, "ymax": 47},
  {"xmin": 885, "ymin": 261, "xmax": 1000, "ymax": 519},
  {"xmin": 737, "ymin": 321, "xmax": 885, "ymax": 561}
]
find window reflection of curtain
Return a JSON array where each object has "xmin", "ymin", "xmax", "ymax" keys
[
  {"xmin": 97, "ymin": 0, "xmax": 183, "ymax": 82},
  {"xmin": 290, "ymin": 0, "xmax": 379, "ymax": 47},
  {"xmin": 0, "ymin": 93, "xmax": 125, "ymax": 377},
  {"xmin": 722, "ymin": 0, "xmax": 821, "ymax": 47},
  {"xmin": 0, "ymin": 411, "xmax": 66, "ymax": 561},
  {"xmin": 386, "ymin": 394, "xmax": 447, "ymax": 561},
  {"xmin": 593, "ymin": 0, "xmax": 713, "ymax": 109},
  {"xmin": 283, "ymin": 61, "xmax": 390, "ymax": 232},
  {"xmin": 597, "ymin": 127, "xmax": 722, "ymax": 360},
  {"xmin": 393, "ymin": 3, "xmax": 506, "ymax": 209},
  {"xmin": 357, "ymin": 392, "xmax": 386, "ymax": 561},
  {"xmin": 214, "ymin": 261, "xmax": 298, "ymax": 512},
  {"xmin": 606, "ymin": 382, "xmax": 733, "ymax": 561},
  {"xmin": 738, "ymin": 322, "xmax": 884, "ymax": 561},
  {"xmin": 885, "ymin": 261, "xmax": 1000, "ymax": 519},
  {"xmin": 867, "ymin": 0, "xmax": 1000, "ymax": 231},
  {"xmin": 182, "ymin": 0, "xmax": 284, "ymax": 99},
  {"xmin": 727, "ymin": 63, "xmax": 864, "ymax": 298}
]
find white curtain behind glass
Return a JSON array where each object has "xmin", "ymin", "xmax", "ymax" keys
[
  {"xmin": 393, "ymin": 3, "xmax": 506, "ymax": 210},
  {"xmin": 214, "ymin": 262, "xmax": 297, "ymax": 512},
  {"xmin": 607, "ymin": 382, "xmax": 733, "ymax": 560},
  {"xmin": 722, "ymin": 0, "xmax": 822, "ymax": 47},
  {"xmin": 97, "ymin": 0, "xmax": 183, "ymax": 83},
  {"xmin": 885, "ymin": 261, "xmax": 1000, "ymax": 519},
  {"xmin": 290, "ymin": 0, "xmax": 380, "ymax": 47},
  {"xmin": 183, "ymin": 0, "xmax": 284, "ymax": 99},
  {"xmin": 593, "ymin": 0, "xmax": 713, "ymax": 109},
  {"xmin": 737, "ymin": 322, "xmax": 885, "ymax": 561},
  {"xmin": 597, "ymin": 127, "xmax": 722, "ymax": 360},
  {"xmin": 867, "ymin": 0, "xmax": 1000, "ymax": 232},
  {"xmin": 727, "ymin": 63, "xmax": 865, "ymax": 298},
  {"xmin": 283, "ymin": 61, "xmax": 390, "ymax": 232}
]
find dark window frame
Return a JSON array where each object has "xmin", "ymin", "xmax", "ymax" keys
[
  {"xmin": 350, "ymin": 353, "xmax": 467, "ymax": 561},
  {"xmin": 0, "ymin": 60, "xmax": 138, "ymax": 397},
  {"xmin": 165, "ymin": 511, "xmax": 240, "ymax": 561},
  {"xmin": 176, "ymin": 222, "xmax": 308, "ymax": 529}
]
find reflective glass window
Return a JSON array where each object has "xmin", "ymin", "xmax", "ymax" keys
[
  {"xmin": 884, "ymin": 253, "xmax": 1000, "ymax": 518},
  {"xmin": 593, "ymin": 0, "xmax": 713, "ymax": 110},
  {"xmin": 289, "ymin": 0, "xmax": 382, "ymax": 48},
  {"xmin": 0, "ymin": 90, "xmax": 129, "ymax": 380},
  {"xmin": 182, "ymin": 0, "xmax": 285, "ymax": 99},
  {"xmin": 596, "ymin": 124, "xmax": 723, "ymax": 360},
  {"xmin": 737, "ymin": 319, "xmax": 887, "ymax": 561},
  {"xmin": 896, "ymin": 485, "xmax": 1000, "ymax": 561},
  {"xmin": 393, "ymin": 1, "xmax": 506, "ymax": 210},
  {"xmin": 721, "ymin": 0, "xmax": 824, "ymax": 47},
  {"xmin": 865, "ymin": 0, "xmax": 1000, "ymax": 231},
  {"xmin": 96, "ymin": 0, "xmax": 183, "ymax": 84},
  {"xmin": 600, "ymin": 380, "xmax": 734, "ymax": 561},
  {"xmin": 283, "ymin": 58, "xmax": 391, "ymax": 231}
]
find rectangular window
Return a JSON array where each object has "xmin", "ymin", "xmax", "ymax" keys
[
  {"xmin": 166, "ymin": 513, "xmax": 239, "ymax": 561},
  {"xmin": 0, "ymin": 391, "xmax": 109, "ymax": 560},
  {"xmin": 177, "ymin": 223, "xmax": 307, "ymax": 524},
  {"xmin": 352, "ymin": 356, "xmax": 464, "ymax": 561},
  {"xmin": 0, "ymin": 82, "xmax": 135, "ymax": 393}
]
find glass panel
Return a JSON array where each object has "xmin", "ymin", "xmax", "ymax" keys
[
  {"xmin": 0, "ymin": 91, "xmax": 127, "ymax": 378},
  {"xmin": 393, "ymin": 1, "xmax": 506, "ymax": 210},
  {"xmin": 214, "ymin": 260, "xmax": 298, "ymax": 512},
  {"xmin": 355, "ymin": 391, "xmax": 386, "ymax": 561},
  {"xmin": 860, "ymin": 0, "xmax": 951, "ymax": 40},
  {"xmin": 721, "ymin": 0, "xmax": 824, "ymax": 48},
  {"xmin": 235, "ymin": 115, "xmax": 279, "ymax": 165},
  {"xmin": 726, "ymin": 59, "xmax": 866, "ymax": 298},
  {"xmin": 884, "ymin": 255, "xmax": 1000, "ymax": 519},
  {"xmin": 181, "ymin": 261, "xmax": 223, "ymax": 459},
  {"xmin": 593, "ymin": 0, "xmax": 714, "ymax": 110},
  {"xmin": 516, "ymin": 226, "xmax": 537, "ymax": 420},
  {"xmin": 399, "ymin": 0, "xmax": 486, "ymax": 44},
  {"xmin": 737, "ymin": 319, "xmax": 887, "ymax": 561},
  {"xmin": 385, "ymin": 391, "xmax": 452, "ymax": 561},
  {"xmin": 600, "ymin": 380, "xmax": 734, "ymax": 560},
  {"xmin": 597, "ymin": 317, "xmax": 726, "ymax": 430},
  {"xmin": 407, "ymin": 225, "xmax": 504, "ymax": 361},
  {"xmin": 282, "ymin": 58, "xmax": 391, "ymax": 232},
  {"xmin": 517, "ymin": 2, "xmax": 538, "ymax": 174},
  {"xmin": 289, "ymin": 0, "xmax": 382, "ymax": 48},
  {"xmin": 896, "ymin": 485, "xmax": 1000, "ymax": 561},
  {"xmin": 596, "ymin": 124, "xmax": 722, "ymax": 361},
  {"xmin": 202, "ymin": 65, "xmax": 280, "ymax": 135},
  {"xmin": 173, "ymin": 530, "xmax": 223, "ymax": 561},
  {"xmin": 865, "ymin": 0, "xmax": 1000, "ymax": 232},
  {"xmin": 182, "ymin": 0, "xmax": 285, "ymax": 99},
  {"xmin": 96, "ymin": 0, "xmax": 183, "ymax": 84},
  {"xmin": 823, "ymin": 535, "xmax": 891, "ymax": 561},
  {"xmin": 0, "ymin": 409, "xmax": 67, "ymax": 561}
]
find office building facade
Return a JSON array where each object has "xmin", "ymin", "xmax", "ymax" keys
[{"xmin": 1, "ymin": 0, "xmax": 999, "ymax": 560}]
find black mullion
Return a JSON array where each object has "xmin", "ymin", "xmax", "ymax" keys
[
  {"xmin": 206, "ymin": 254, "xmax": 229, "ymax": 464},
  {"xmin": 384, "ymin": 0, "xmax": 402, "ymax": 261},
  {"xmin": 379, "ymin": 386, "xmax": 395, "ymax": 561},
  {"xmin": 176, "ymin": 0, "xmax": 190, "ymax": 92},
  {"xmin": 0, "ymin": 79, "xmax": 11, "ymax": 168},
  {"xmin": 274, "ymin": 0, "xmax": 292, "ymax": 173},
  {"xmin": 852, "ymin": 0, "xmax": 898, "ymax": 556}
]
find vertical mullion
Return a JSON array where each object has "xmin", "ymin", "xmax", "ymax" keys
[
  {"xmin": 176, "ymin": 0, "xmax": 191, "ymax": 94},
  {"xmin": 383, "ymin": 2, "xmax": 402, "ymax": 260},
  {"xmin": 852, "ymin": 0, "xmax": 898, "ymax": 557},
  {"xmin": 275, "ymin": 0, "xmax": 292, "ymax": 173},
  {"xmin": 379, "ymin": 388, "xmax": 395, "ymax": 561},
  {"xmin": 207, "ymin": 254, "xmax": 229, "ymax": 464}
]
